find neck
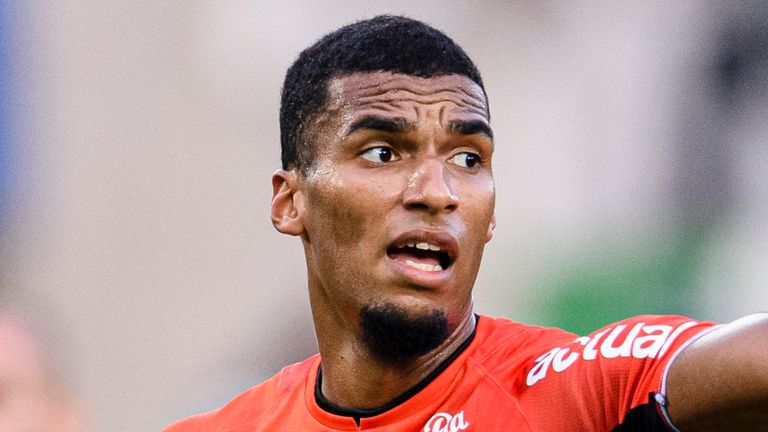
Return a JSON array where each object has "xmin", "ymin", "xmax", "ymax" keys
[{"xmin": 314, "ymin": 309, "xmax": 476, "ymax": 410}]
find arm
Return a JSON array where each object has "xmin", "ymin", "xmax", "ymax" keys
[{"xmin": 665, "ymin": 313, "xmax": 768, "ymax": 431}]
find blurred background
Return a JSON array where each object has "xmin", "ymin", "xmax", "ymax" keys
[{"xmin": 1, "ymin": 1, "xmax": 766, "ymax": 430}]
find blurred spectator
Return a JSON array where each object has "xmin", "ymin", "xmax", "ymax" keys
[{"xmin": 0, "ymin": 290, "xmax": 85, "ymax": 431}]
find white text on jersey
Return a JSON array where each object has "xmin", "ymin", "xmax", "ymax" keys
[
  {"xmin": 424, "ymin": 411, "xmax": 469, "ymax": 432},
  {"xmin": 526, "ymin": 321, "xmax": 698, "ymax": 386}
]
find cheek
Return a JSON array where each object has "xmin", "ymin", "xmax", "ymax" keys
[
  {"xmin": 305, "ymin": 179, "xmax": 383, "ymax": 249},
  {"xmin": 461, "ymin": 179, "xmax": 495, "ymax": 234}
]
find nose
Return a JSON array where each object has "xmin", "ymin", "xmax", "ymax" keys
[{"xmin": 402, "ymin": 159, "xmax": 459, "ymax": 213}]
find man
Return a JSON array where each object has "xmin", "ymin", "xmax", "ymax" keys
[{"xmin": 166, "ymin": 15, "xmax": 767, "ymax": 431}]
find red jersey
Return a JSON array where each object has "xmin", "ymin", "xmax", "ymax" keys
[{"xmin": 165, "ymin": 315, "xmax": 715, "ymax": 431}]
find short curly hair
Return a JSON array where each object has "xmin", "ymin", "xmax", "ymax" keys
[{"xmin": 279, "ymin": 15, "xmax": 486, "ymax": 172}]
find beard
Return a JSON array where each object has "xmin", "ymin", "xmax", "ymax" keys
[{"xmin": 359, "ymin": 302, "xmax": 449, "ymax": 364}]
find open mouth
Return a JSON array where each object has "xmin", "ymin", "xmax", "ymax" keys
[{"xmin": 387, "ymin": 240, "xmax": 455, "ymax": 272}]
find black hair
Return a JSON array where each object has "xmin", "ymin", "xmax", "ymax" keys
[
  {"xmin": 279, "ymin": 15, "xmax": 486, "ymax": 171},
  {"xmin": 359, "ymin": 301, "xmax": 449, "ymax": 363}
]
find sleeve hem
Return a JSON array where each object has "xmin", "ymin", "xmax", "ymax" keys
[{"xmin": 657, "ymin": 324, "xmax": 723, "ymax": 431}]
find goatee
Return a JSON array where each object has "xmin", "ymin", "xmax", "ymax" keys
[{"xmin": 360, "ymin": 302, "xmax": 449, "ymax": 364}]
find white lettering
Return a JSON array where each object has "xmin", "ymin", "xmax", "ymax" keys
[
  {"xmin": 525, "ymin": 321, "xmax": 700, "ymax": 386},
  {"xmin": 575, "ymin": 336, "xmax": 591, "ymax": 347},
  {"xmin": 632, "ymin": 325, "xmax": 672, "ymax": 358},
  {"xmin": 424, "ymin": 411, "xmax": 469, "ymax": 432},
  {"xmin": 583, "ymin": 329, "xmax": 609, "ymax": 360},
  {"xmin": 552, "ymin": 348, "xmax": 579, "ymax": 372},
  {"xmin": 657, "ymin": 321, "xmax": 697, "ymax": 358},
  {"xmin": 600, "ymin": 323, "xmax": 644, "ymax": 358},
  {"xmin": 526, "ymin": 348, "xmax": 558, "ymax": 386}
]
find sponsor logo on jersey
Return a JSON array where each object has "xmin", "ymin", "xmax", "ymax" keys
[
  {"xmin": 424, "ymin": 411, "xmax": 469, "ymax": 432},
  {"xmin": 526, "ymin": 321, "xmax": 698, "ymax": 386}
]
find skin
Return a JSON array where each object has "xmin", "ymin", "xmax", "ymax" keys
[
  {"xmin": 271, "ymin": 72, "xmax": 495, "ymax": 409},
  {"xmin": 666, "ymin": 313, "xmax": 768, "ymax": 431},
  {"xmin": 271, "ymin": 70, "xmax": 768, "ymax": 427}
]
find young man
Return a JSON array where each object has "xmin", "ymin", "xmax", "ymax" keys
[{"xmin": 166, "ymin": 15, "xmax": 767, "ymax": 431}]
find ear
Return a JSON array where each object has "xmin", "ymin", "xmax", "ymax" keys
[
  {"xmin": 485, "ymin": 213, "xmax": 496, "ymax": 243},
  {"xmin": 271, "ymin": 169, "xmax": 305, "ymax": 236}
]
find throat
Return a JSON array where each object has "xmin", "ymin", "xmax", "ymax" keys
[{"xmin": 315, "ymin": 315, "xmax": 478, "ymax": 417}]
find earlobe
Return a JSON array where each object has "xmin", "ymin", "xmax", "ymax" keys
[
  {"xmin": 271, "ymin": 169, "xmax": 305, "ymax": 236},
  {"xmin": 485, "ymin": 213, "xmax": 496, "ymax": 243}
]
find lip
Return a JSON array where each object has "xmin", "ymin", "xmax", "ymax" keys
[
  {"xmin": 386, "ymin": 230, "xmax": 458, "ymax": 289},
  {"xmin": 388, "ymin": 230, "xmax": 459, "ymax": 260}
]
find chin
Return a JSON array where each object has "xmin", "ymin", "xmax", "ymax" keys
[{"xmin": 359, "ymin": 301, "xmax": 449, "ymax": 363}]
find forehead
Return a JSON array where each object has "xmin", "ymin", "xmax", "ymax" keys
[{"xmin": 326, "ymin": 72, "xmax": 489, "ymax": 121}]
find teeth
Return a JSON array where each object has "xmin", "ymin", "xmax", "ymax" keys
[
  {"xmin": 404, "ymin": 259, "xmax": 443, "ymax": 272},
  {"xmin": 414, "ymin": 242, "xmax": 441, "ymax": 251},
  {"xmin": 407, "ymin": 242, "xmax": 415, "ymax": 247}
]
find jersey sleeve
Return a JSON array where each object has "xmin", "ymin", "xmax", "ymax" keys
[
  {"xmin": 518, "ymin": 315, "xmax": 716, "ymax": 431},
  {"xmin": 162, "ymin": 377, "xmax": 282, "ymax": 432}
]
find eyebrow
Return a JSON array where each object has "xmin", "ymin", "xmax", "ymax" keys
[
  {"xmin": 346, "ymin": 115, "xmax": 493, "ymax": 140},
  {"xmin": 348, "ymin": 116, "xmax": 412, "ymax": 135},
  {"xmin": 448, "ymin": 119, "xmax": 494, "ymax": 140}
]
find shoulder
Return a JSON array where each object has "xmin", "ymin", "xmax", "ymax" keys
[
  {"xmin": 516, "ymin": 314, "xmax": 716, "ymax": 430},
  {"xmin": 523, "ymin": 314, "xmax": 715, "ymax": 386},
  {"xmin": 471, "ymin": 314, "xmax": 715, "ymax": 400},
  {"xmin": 465, "ymin": 315, "xmax": 714, "ymax": 431},
  {"xmin": 163, "ymin": 355, "xmax": 320, "ymax": 432},
  {"xmin": 472, "ymin": 314, "xmax": 578, "ymax": 366},
  {"xmin": 473, "ymin": 314, "xmax": 714, "ymax": 370}
]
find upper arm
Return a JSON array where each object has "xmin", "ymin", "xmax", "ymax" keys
[{"xmin": 665, "ymin": 313, "xmax": 768, "ymax": 431}]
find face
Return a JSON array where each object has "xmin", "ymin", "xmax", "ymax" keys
[{"xmin": 274, "ymin": 72, "xmax": 495, "ymax": 336}]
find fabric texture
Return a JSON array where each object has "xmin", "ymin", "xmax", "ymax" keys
[{"xmin": 165, "ymin": 314, "xmax": 713, "ymax": 431}]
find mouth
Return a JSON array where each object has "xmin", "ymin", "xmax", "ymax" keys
[{"xmin": 386, "ymin": 232, "xmax": 457, "ymax": 273}]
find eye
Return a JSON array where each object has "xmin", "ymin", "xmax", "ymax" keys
[
  {"xmin": 360, "ymin": 146, "xmax": 400, "ymax": 163},
  {"xmin": 450, "ymin": 152, "xmax": 481, "ymax": 168}
]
